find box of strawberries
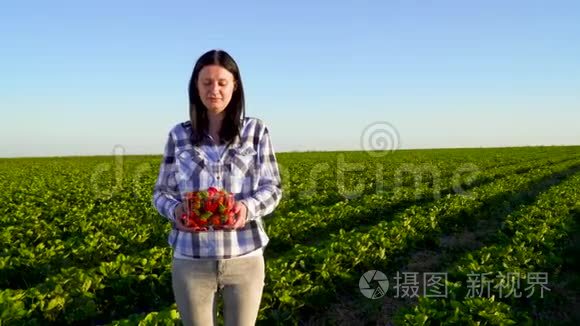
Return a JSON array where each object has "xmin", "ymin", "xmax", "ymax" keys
[{"xmin": 180, "ymin": 187, "xmax": 236, "ymax": 231}]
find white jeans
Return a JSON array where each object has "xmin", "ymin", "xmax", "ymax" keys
[{"xmin": 171, "ymin": 255, "xmax": 265, "ymax": 326}]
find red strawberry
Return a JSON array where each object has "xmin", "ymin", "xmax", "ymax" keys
[
  {"xmin": 210, "ymin": 214, "xmax": 221, "ymax": 226},
  {"xmin": 225, "ymin": 211, "xmax": 235, "ymax": 226},
  {"xmin": 226, "ymin": 196, "xmax": 234, "ymax": 210},
  {"xmin": 207, "ymin": 187, "xmax": 219, "ymax": 197}
]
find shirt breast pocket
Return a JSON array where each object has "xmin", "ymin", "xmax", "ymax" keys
[
  {"xmin": 227, "ymin": 146, "xmax": 258, "ymax": 194},
  {"xmin": 175, "ymin": 147, "xmax": 210, "ymax": 189}
]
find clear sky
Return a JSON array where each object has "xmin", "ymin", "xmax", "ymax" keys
[{"xmin": 1, "ymin": 0, "xmax": 579, "ymax": 158}]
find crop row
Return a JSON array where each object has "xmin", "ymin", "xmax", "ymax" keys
[
  {"xmin": 275, "ymin": 150, "xmax": 579, "ymax": 213},
  {"xmin": 394, "ymin": 169, "xmax": 580, "ymax": 325},
  {"xmin": 265, "ymin": 155, "xmax": 579, "ymax": 253}
]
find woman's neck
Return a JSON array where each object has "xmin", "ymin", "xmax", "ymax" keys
[{"xmin": 207, "ymin": 111, "xmax": 225, "ymax": 143}]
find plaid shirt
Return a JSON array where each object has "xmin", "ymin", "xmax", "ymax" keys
[{"xmin": 152, "ymin": 117, "xmax": 282, "ymax": 259}]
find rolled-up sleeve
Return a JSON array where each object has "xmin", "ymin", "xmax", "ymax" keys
[
  {"xmin": 239, "ymin": 126, "xmax": 282, "ymax": 221},
  {"xmin": 152, "ymin": 133, "xmax": 181, "ymax": 222}
]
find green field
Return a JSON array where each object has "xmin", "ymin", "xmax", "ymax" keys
[{"xmin": 1, "ymin": 146, "xmax": 580, "ymax": 325}]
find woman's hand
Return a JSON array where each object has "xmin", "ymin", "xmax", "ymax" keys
[
  {"xmin": 224, "ymin": 202, "xmax": 248, "ymax": 230},
  {"xmin": 173, "ymin": 203, "xmax": 199, "ymax": 232},
  {"xmin": 174, "ymin": 201, "xmax": 249, "ymax": 232}
]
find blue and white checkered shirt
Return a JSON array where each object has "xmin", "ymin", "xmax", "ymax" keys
[{"xmin": 152, "ymin": 117, "xmax": 282, "ymax": 259}]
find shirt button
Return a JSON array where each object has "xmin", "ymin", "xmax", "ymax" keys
[{"xmin": 217, "ymin": 176, "xmax": 221, "ymax": 180}]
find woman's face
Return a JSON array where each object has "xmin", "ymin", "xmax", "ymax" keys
[{"xmin": 197, "ymin": 64, "xmax": 236, "ymax": 116}]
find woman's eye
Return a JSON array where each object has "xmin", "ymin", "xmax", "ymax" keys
[{"xmin": 202, "ymin": 81, "xmax": 227, "ymax": 86}]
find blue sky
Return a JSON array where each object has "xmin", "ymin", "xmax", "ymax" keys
[{"xmin": 1, "ymin": 0, "xmax": 579, "ymax": 157}]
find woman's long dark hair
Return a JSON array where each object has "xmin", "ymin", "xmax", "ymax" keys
[{"xmin": 188, "ymin": 49, "xmax": 245, "ymax": 145}]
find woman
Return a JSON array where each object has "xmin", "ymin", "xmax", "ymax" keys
[{"xmin": 152, "ymin": 49, "xmax": 282, "ymax": 326}]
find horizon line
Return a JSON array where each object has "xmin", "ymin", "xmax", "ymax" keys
[{"xmin": 1, "ymin": 144, "xmax": 579, "ymax": 160}]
